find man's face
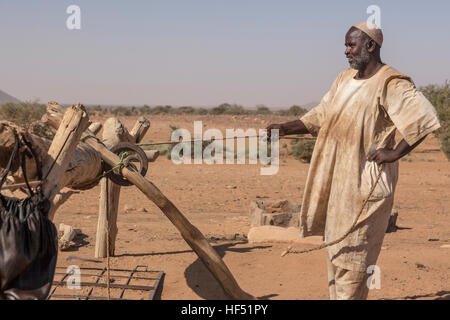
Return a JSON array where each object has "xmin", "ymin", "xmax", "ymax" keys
[{"xmin": 345, "ymin": 28, "xmax": 371, "ymax": 70}]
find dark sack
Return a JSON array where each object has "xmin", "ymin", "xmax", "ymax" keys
[{"xmin": 0, "ymin": 133, "xmax": 57, "ymax": 300}]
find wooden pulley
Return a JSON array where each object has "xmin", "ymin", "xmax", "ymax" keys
[{"xmin": 103, "ymin": 142, "xmax": 148, "ymax": 186}]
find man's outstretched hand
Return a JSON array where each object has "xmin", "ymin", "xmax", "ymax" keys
[
  {"xmin": 265, "ymin": 120, "xmax": 310, "ymax": 141},
  {"xmin": 265, "ymin": 123, "xmax": 286, "ymax": 141}
]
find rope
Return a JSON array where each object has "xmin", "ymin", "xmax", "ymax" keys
[
  {"xmin": 281, "ymin": 164, "xmax": 385, "ymax": 257},
  {"xmin": 102, "ymin": 153, "xmax": 130, "ymax": 300},
  {"xmin": 105, "ymin": 179, "xmax": 111, "ymax": 300},
  {"xmin": 138, "ymin": 135, "xmax": 316, "ymax": 147},
  {"xmin": 112, "ymin": 151, "xmax": 130, "ymax": 174}
]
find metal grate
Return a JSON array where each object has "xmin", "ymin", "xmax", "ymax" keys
[{"xmin": 47, "ymin": 265, "xmax": 164, "ymax": 300}]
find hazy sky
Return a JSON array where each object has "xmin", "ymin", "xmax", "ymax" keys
[{"xmin": 1, "ymin": 0, "xmax": 449, "ymax": 108}]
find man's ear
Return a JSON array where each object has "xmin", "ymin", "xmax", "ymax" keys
[{"xmin": 367, "ymin": 39, "xmax": 377, "ymax": 53}]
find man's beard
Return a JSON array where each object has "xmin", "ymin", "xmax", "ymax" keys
[{"xmin": 347, "ymin": 47, "xmax": 371, "ymax": 70}]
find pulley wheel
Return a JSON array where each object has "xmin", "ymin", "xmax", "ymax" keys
[{"xmin": 103, "ymin": 142, "xmax": 148, "ymax": 186}]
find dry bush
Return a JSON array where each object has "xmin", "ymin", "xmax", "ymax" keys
[
  {"xmin": 440, "ymin": 126, "xmax": 450, "ymax": 160},
  {"xmin": 0, "ymin": 101, "xmax": 46, "ymax": 128},
  {"xmin": 290, "ymin": 139, "xmax": 315, "ymax": 163},
  {"xmin": 420, "ymin": 81, "xmax": 450, "ymax": 160}
]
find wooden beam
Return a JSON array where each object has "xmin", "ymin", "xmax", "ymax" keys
[
  {"xmin": 88, "ymin": 122, "xmax": 103, "ymax": 135},
  {"xmin": 42, "ymin": 104, "xmax": 90, "ymax": 220},
  {"xmin": 0, "ymin": 121, "xmax": 103, "ymax": 193},
  {"xmin": 95, "ymin": 117, "xmax": 148, "ymax": 258}
]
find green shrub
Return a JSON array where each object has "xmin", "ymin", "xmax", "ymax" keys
[
  {"xmin": 0, "ymin": 101, "xmax": 46, "ymax": 128},
  {"xmin": 420, "ymin": 81, "xmax": 449, "ymax": 128},
  {"xmin": 151, "ymin": 105, "xmax": 172, "ymax": 114},
  {"xmin": 255, "ymin": 105, "xmax": 271, "ymax": 115},
  {"xmin": 86, "ymin": 105, "xmax": 103, "ymax": 116},
  {"xmin": 81, "ymin": 103, "xmax": 313, "ymax": 116},
  {"xmin": 140, "ymin": 105, "xmax": 151, "ymax": 115},
  {"xmin": 196, "ymin": 108, "xmax": 209, "ymax": 115},
  {"xmin": 420, "ymin": 81, "xmax": 450, "ymax": 160},
  {"xmin": 210, "ymin": 103, "xmax": 249, "ymax": 115},
  {"xmin": 440, "ymin": 126, "xmax": 450, "ymax": 160},
  {"xmin": 176, "ymin": 106, "xmax": 195, "ymax": 114},
  {"xmin": 0, "ymin": 101, "xmax": 55, "ymax": 139},
  {"xmin": 30, "ymin": 123, "xmax": 55, "ymax": 140},
  {"xmin": 276, "ymin": 105, "xmax": 308, "ymax": 117},
  {"xmin": 291, "ymin": 139, "xmax": 315, "ymax": 163},
  {"xmin": 287, "ymin": 105, "xmax": 308, "ymax": 117}
]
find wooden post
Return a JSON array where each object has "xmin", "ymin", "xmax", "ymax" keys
[
  {"xmin": 95, "ymin": 118, "xmax": 125, "ymax": 258},
  {"xmin": 95, "ymin": 177, "xmax": 118, "ymax": 257},
  {"xmin": 88, "ymin": 122, "xmax": 102, "ymax": 135},
  {"xmin": 95, "ymin": 117, "xmax": 149, "ymax": 258},
  {"xmin": 129, "ymin": 116, "xmax": 150, "ymax": 143},
  {"xmin": 41, "ymin": 104, "xmax": 90, "ymax": 219}
]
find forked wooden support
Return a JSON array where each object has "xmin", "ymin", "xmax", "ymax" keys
[
  {"xmin": 95, "ymin": 116, "xmax": 150, "ymax": 258},
  {"xmin": 39, "ymin": 104, "xmax": 253, "ymax": 299}
]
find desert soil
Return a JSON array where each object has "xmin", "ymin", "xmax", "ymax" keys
[{"xmin": 48, "ymin": 114, "xmax": 449, "ymax": 300}]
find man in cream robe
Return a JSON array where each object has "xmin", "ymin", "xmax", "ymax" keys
[{"xmin": 267, "ymin": 22, "xmax": 441, "ymax": 299}]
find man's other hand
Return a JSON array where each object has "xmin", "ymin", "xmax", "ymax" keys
[{"xmin": 367, "ymin": 148, "xmax": 400, "ymax": 165}]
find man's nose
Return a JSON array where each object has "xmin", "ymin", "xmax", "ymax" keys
[{"xmin": 345, "ymin": 47, "xmax": 351, "ymax": 56}]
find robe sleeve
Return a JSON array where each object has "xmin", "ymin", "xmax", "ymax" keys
[
  {"xmin": 384, "ymin": 79, "xmax": 441, "ymax": 146},
  {"xmin": 300, "ymin": 71, "xmax": 343, "ymax": 136}
]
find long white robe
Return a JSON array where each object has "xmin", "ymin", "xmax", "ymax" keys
[{"xmin": 299, "ymin": 65, "xmax": 441, "ymax": 272}]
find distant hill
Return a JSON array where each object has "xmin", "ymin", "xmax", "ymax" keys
[{"xmin": 0, "ymin": 90, "xmax": 21, "ymax": 105}]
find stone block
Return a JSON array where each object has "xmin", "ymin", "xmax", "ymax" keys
[{"xmin": 249, "ymin": 200, "xmax": 300, "ymax": 228}]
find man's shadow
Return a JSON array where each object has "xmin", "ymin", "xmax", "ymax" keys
[
  {"xmin": 184, "ymin": 241, "xmax": 277, "ymax": 300},
  {"xmin": 384, "ymin": 290, "xmax": 450, "ymax": 300}
]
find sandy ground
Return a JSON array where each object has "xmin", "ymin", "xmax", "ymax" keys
[{"xmin": 48, "ymin": 114, "xmax": 449, "ymax": 300}]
